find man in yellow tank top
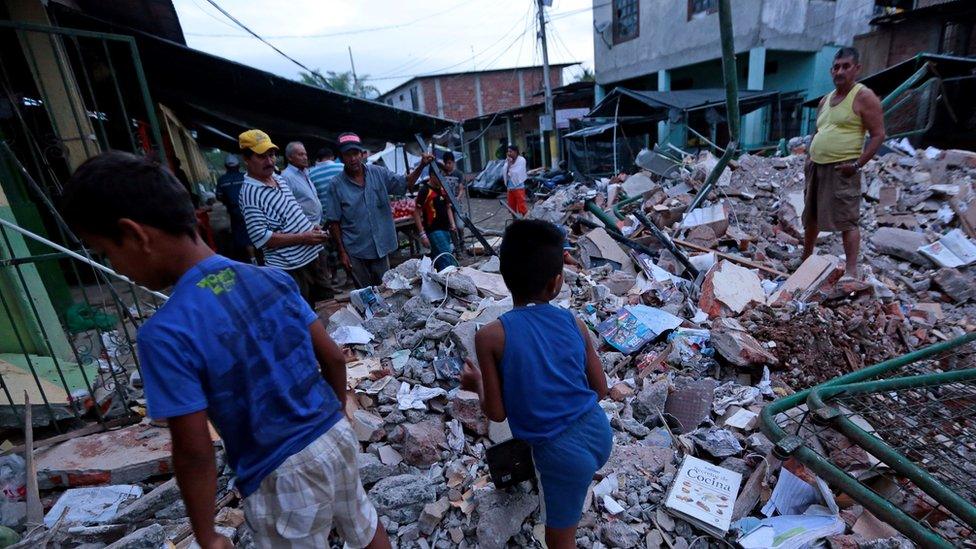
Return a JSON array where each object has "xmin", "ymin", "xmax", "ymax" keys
[{"xmin": 804, "ymin": 47, "xmax": 886, "ymax": 278}]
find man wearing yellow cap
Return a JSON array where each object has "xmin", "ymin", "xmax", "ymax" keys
[
  {"xmin": 804, "ymin": 47, "xmax": 886, "ymax": 278},
  {"xmin": 237, "ymin": 129, "xmax": 332, "ymax": 304}
]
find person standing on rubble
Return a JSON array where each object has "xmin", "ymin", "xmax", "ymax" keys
[
  {"xmin": 309, "ymin": 146, "xmax": 345, "ymax": 286},
  {"xmin": 60, "ymin": 151, "xmax": 392, "ymax": 549},
  {"xmin": 504, "ymin": 144, "xmax": 529, "ymax": 216},
  {"xmin": 804, "ymin": 47, "xmax": 886, "ymax": 277},
  {"xmin": 412, "ymin": 169, "xmax": 458, "ymax": 271},
  {"xmin": 322, "ymin": 132, "xmax": 433, "ymax": 287},
  {"xmin": 282, "ymin": 140, "xmax": 336, "ymax": 296},
  {"xmin": 237, "ymin": 130, "xmax": 333, "ymax": 305},
  {"xmin": 461, "ymin": 219, "xmax": 610, "ymax": 549}
]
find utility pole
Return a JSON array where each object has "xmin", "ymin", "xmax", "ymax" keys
[
  {"xmin": 348, "ymin": 46, "xmax": 359, "ymax": 96},
  {"xmin": 536, "ymin": 0, "xmax": 558, "ymax": 168}
]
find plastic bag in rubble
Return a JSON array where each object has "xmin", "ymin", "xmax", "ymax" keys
[
  {"xmin": 418, "ymin": 256, "xmax": 446, "ymax": 301},
  {"xmin": 0, "ymin": 455, "xmax": 25, "ymax": 501},
  {"xmin": 692, "ymin": 428, "xmax": 743, "ymax": 458}
]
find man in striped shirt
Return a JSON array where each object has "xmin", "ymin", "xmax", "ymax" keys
[
  {"xmin": 237, "ymin": 129, "xmax": 333, "ymax": 305},
  {"xmin": 309, "ymin": 146, "xmax": 344, "ymax": 206}
]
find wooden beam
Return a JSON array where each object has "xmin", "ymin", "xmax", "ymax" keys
[{"xmin": 673, "ymin": 238, "xmax": 789, "ymax": 278}]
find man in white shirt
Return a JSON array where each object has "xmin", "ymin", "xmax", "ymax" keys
[
  {"xmin": 504, "ymin": 144, "xmax": 528, "ymax": 216},
  {"xmin": 280, "ymin": 141, "xmax": 322, "ymax": 226}
]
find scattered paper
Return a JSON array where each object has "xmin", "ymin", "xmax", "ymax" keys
[
  {"xmin": 330, "ymin": 326, "xmax": 374, "ymax": 345},
  {"xmin": 918, "ymin": 228, "xmax": 976, "ymax": 268},
  {"xmin": 396, "ymin": 382, "xmax": 447, "ymax": 411}
]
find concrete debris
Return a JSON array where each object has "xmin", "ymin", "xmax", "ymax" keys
[
  {"xmin": 369, "ymin": 474, "xmax": 438, "ymax": 523},
  {"xmin": 474, "ymin": 488, "xmax": 538, "ymax": 549},
  {"xmin": 449, "ymin": 389, "xmax": 489, "ymax": 436},
  {"xmin": 871, "ymin": 227, "xmax": 932, "ymax": 266},
  {"xmin": 710, "ymin": 318, "xmax": 779, "ymax": 367},
  {"xmin": 103, "ymin": 523, "xmax": 166, "ymax": 549},
  {"xmin": 46, "ymin": 140, "xmax": 975, "ymax": 549},
  {"xmin": 699, "ymin": 260, "xmax": 765, "ymax": 317}
]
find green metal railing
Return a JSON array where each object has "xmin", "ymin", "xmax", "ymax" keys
[
  {"xmin": 761, "ymin": 333, "xmax": 976, "ymax": 547},
  {"xmin": 0, "ymin": 20, "xmax": 169, "ymax": 433}
]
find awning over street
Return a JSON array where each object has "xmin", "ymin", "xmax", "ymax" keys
[
  {"xmin": 587, "ymin": 87, "xmax": 780, "ymax": 120},
  {"xmin": 50, "ymin": 5, "xmax": 453, "ymax": 151},
  {"xmin": 563, "ymin": 121, "xmax": 618, "ymax": 139}
]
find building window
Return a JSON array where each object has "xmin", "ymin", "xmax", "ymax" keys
[
  {"xmin": 612, "ymin": 0, "xmax": 639, "ymax": 44},
  {"xmin": 688, "ymin": 0, "xmax": 718, "ymax": 20},
  {"xmin": 409, "ymin": 87, "xmax": 420, "ymax": 111}
]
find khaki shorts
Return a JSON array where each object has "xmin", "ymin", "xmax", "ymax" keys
[
  {"xmin": 243, "ymin": 419, "xmax": 377, "ymax": 548},
  {"xmin": 803, "ymin": 160, "xmax": 862, "ymax": 232}
]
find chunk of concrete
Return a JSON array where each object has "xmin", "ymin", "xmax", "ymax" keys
[
  {"xmin": 770, "ymin": 254, "xmax": 843, "ymax": 304},
  {"xmin": 600, "ymin": 521, "xmax": 642, "ymax": 547},
  {"xmin": 36, "ymin": 424, "xmax": 176, "ymax": 489},
  {"xmin": 400, "ymin": 418, "xmax": 446, "ymax": 467},
  {"xmin": 933, "ymin": 267, "xmax": 974, "ymax": 303},
  {"xmin": 358, "ymin": 453, "xmax": 394, "ymax": 486},
  {"xmin": 632, "ymin": 381, "xmax": 669, "ymax": 423},
  {"xmin": 449, "ymin": 390, "xmax": 488, "ymax": 436},
  {"xmin": 698, "ymin": 261, "xmax": 765, "ymax": 318},
  {"xmin": 114, "ymin": 478, "xmax": 180, "ymax": 523},
  {"xmin": 711, "ymin": 318, "xmax": 779, "ymax": 367},
  {"xmin": 104, "ymin": 523, "xmax": 165, "ymax": 549},
  {"xmin": 872, "ymin": 227, "xmax": 932, "ymax": 266},
  {"xmin": 352, "ymin": 410, "xmax": 386, "ymax": 442},
  {"xmin": 369, "ymin": 474, "xmax": 437, "ymax": 523},
  {"xmin": 475, "ymin": 488, "xmax": 538, "ymax": 549}
]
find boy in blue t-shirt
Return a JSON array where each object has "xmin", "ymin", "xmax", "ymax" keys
[
  {"xmin": 461, "ymin": 219, "xmax": 612, "ymax": 549},
  {"xmin": 61, "ymin": 152, "xmax": 390, "ymax": 549}
]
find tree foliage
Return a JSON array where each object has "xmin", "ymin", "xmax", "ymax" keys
[{"xmin": 299, "ymin": 69, "xmax": 380, "ymax": 99}]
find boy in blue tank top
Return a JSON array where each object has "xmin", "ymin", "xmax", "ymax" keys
[
  {"xmin": 61, "ymin": 152, "xmax": 390, "ymax": 549},
  {"xmin": 461, "ymin": 219, "xmax": 611, "ymax": 549}
]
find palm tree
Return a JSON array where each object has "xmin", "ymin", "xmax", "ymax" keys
[
  {"xmin": 574, "ymin": 67, "xmax": 595, "ymax": 83},
  {"xmin": 299, "ymin": 69, "xmax": 380, "ymax": 99}
]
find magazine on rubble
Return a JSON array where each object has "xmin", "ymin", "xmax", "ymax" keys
[{"xmin": 664, "ymin": 455, "xmax": 742, "ymax": 537}]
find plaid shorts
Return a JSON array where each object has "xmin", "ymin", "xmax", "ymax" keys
[{"xmin": 243, "ymin": 419, "xmax": 378, "ymax": 548}]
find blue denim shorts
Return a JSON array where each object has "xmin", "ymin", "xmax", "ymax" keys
[{"xmin": 531, "ymin": 404, "xmax": 613, "ymax": 528}]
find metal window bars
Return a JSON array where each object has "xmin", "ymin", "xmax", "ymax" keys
[
  {"xmin": 761, "ymin": 333, "xmax": 976, "ymax": 547},
  {"xmin": 0, "ymin": 19, "xmax": 170, "ymax": 434}
]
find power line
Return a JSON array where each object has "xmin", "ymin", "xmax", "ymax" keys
[
  {"xmin": 185, "ymin": 1, "xmax": 469, "ymax": 40},
  {"xmin": 367, "ymin": 0, "xmax": 528, "ymax": 81},
  {"xmin": 362, "ymin": 9, "xmax": 535, "ymax": 82},
  {"xmin": 201, "ymin": 0, "xmax": 327, "ymax": 83}
]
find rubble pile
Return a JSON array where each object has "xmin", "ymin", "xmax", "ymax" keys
[{"xmin": 5, "ymin": 143, "xmax": 975, "ymax": 548}]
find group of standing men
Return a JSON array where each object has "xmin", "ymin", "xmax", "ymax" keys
[{"xmin": 217, "ymin": 129, "xmax": 435, "ymax": 305}]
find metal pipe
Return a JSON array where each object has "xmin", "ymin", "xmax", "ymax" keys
[
  {"xmin": 808, "ymin": 369, "xmax": 976, "ymax": 529},
  {"xmin": 761, "ymin": 332, "xmax": 976, "ymax": 445},
  {"xmin": 611, "ymin": 194, "xmax": 644, "ymax": 220},
  {"xmin": 881, "ymin": 63, "xmax": 930, "ymax": 109},
  {"xmin": 678, "ymin": 0, "xmax": 740, "ymax": 230},
  {"xmin": 790, "ymin": 445, "xmax": 953, "ymax": 548},
  {"xmin": 0, "ymin": 217, "xmax": 169, "ymax": 301}
]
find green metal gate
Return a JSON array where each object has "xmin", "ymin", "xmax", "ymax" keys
[{"xmin": 0, "ymin": 20, "xmax": 169, "ymax": 433}]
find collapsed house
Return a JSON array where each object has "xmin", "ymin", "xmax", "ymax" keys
[{"xmin": 1, "ymin": 137, "xmax": 973, "ymax": 548}]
